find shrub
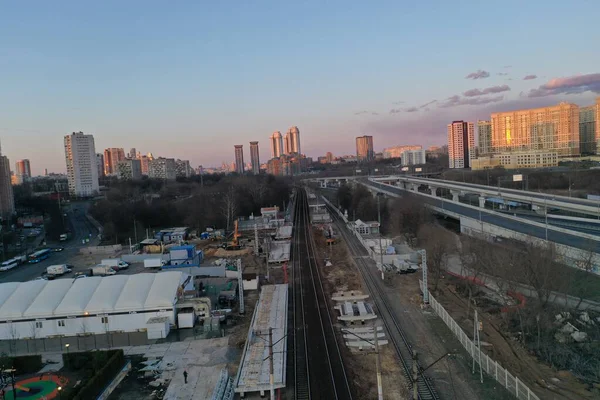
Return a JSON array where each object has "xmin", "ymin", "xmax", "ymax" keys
[
  {"xmin": 0, "ymin": 354, "xmax": 43, "ymax": 374},
  {"xmin": 62, "ymin": 349, "xmax": 125, "ymax": 400}
]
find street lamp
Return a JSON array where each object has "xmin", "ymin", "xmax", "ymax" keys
[
  {"xmin": 57, "ymin": 385, "xmax": 63, "ymax": 399},
  {"xmin": 65, "ymin": 343, "xmax": 70, "ymax": 354}
]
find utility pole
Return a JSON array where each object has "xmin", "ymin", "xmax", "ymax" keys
[
  {"xmin": 412, "ymin": 350, "xmax": 419, "ymax": 400},
  {"xmin": 419, "ymin": 249, "xmax": 428, "ymax": 304},
  {"xmin": 342, "ymin": 328, "xmax": 384, "ymax": 399},
  {"xmin": 254, "ymin": 224, "xmax": 259, "ymax": 255},
  {"xmin": 237, "ymin": 258, "xmax": 245, "ymax": 314},
  {"xmin": 473, "ymin": 309, "xmax": 483, "ymax": 383},
  {"xmin": 377, "ymin": 193, "xmax": 384, "ymax": 281},
  {"xmin": 269, "ymin": 327, "xmax": 275, "ymax": 400},
  {"xmin": 374, "ymin": 330, "xmax": 383, "ymax": 400}
]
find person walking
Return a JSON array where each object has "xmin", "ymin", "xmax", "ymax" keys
[{"xmin": 183, "ymin": 370, "xmax": 188, "ymax": 384}]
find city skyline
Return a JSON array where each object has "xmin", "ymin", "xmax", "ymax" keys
[{"xmin": 1, "ymin": 2, "xmax": 600, "ymax": 173}]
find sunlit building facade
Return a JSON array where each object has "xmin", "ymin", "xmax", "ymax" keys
[
  {"xmin": 270, "ymin": 131, "xmax": 283, "ymax": 158},
  {"xmin": 249, "ymin": 141, "xmax": 260, "ymax": 174},
  {"xmin": 356, "ymin": 135, "xmax": 374, "ymax": 161},
  {"xmin": 234, "ymin": 145, "xmax": 244, "ymax": 174},
  {"xmin": 382, "ymin": 145, "xmax": 422, "ymax": 159},
  {"xmin": 490, "ymin": 102, "xmax": 580, "ymax": 157}
]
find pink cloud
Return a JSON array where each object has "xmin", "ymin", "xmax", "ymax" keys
[{"xmin": 528, "ymin": 73, "xmax": 600, "ymax": 97}]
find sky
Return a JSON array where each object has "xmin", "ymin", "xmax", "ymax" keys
[{"xmin": 1, "ymin": 1, "xmax": 600, "ymax": 174}]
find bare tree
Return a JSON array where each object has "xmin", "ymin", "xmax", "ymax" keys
[
  {"xmin": 221, "ymin": 186, "xmax": 239, "ymax": 231},
  {"xmin": 417, "ymin": 224, "xmax": 452, "ymax": 292},
  {"xmin": 7, "ymin": 323, "xmax": 18, "ymax": 355},
  {"xmin": 29, "ymin": 322, "xmax": 38, "ymax": 353},
  {"xmin": 390, "ymin": 194, "xmax": 432, "ymax": 245}
]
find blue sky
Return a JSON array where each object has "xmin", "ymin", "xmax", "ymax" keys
[{"xmin": 1, "ymin": 1, "xmax": 600, "ymax": 174}]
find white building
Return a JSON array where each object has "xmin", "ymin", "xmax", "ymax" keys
[
  {"xmin": 117, "ymin": 159, "xmax": 142, "ymax": 180},
  {"xmin": 175, "ymin": 159, "xmax": 193, "ymax": 178},
  {"xmin": 447, "ymin": 121, "xmax": 475, "ymax": 169},
  {"xmin": 64, "ymin": 132, "xmax": 100, "ymax": 197},
  {"xmin": 148, "ymin": 157, "xmax": 176, "ymax": 180},
  {"xmin": 401, "ymin": 149, "xmax": 426, "ymax": 166},
  {"xmin": 0, "ymin": 272, "xmax": 184, "ymax": 340}
]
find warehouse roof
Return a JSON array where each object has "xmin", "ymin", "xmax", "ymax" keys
[{"xmin": 0, "ymin": 272, "xmax": 184, "ymax": 321}]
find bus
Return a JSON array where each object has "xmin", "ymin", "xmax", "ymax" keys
[{"xmin": 28, "ymin": 249, "xmax": 52, "ymax": 264}]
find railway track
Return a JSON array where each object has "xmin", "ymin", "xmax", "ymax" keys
[
  {"xmin": 327, "ymin": 202, "xmax": 440, "ymax": 400},
  {"xmin": 288, "ymin": 189, "xmax": 353, "ymax": 400}
]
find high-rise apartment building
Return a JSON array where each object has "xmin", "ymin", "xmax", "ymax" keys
[
  {"xmin": 382, "ymin": 145, "xmax": 422, "ymax": 159},
  {"xmin": 175, "ymin": 159, "xmax": 193, "ymax": 178},
  {"xmin": 148, "ymin": 157, "xmax": 176, "ymax": 180},
  {"xmin": 15, "ymin": 159, "xmax": 31, "ymax": 180},
  {"xmin": 270, "ymin": 131, "xmax": 283, "ymax": 158},
  {"xmin": 490, "ymin": 102, "xmax": 580, "ymax": 157},
  {"xmin": 288, "ymin": 126, "xmax": 301, "ymax": 154},
  {"xmin": 234, "ymin": 145, "xmax": 245, "ymax": 174},
  {"xmin": 139, "ymin": 153, "xmax": 153, "ymax": 175},
  {"xmin": 356, "ymin": 135, "xmax": 374, "ymax": 161},
  {"xmin": 447, "ymin": 121, "xmax": 475, "ymax": 169},
  {"xmin": 96, "ymin": 153, "xmax": 105, "ymax": 178},
  {"xmin": 284, "ymin": 132, "xmax": 291, "ymax": 155},
  {"xmin": 580, "ymin": 97, "xmax": 600, "ymax": 155},
  {"xmin": 129, "ymin": 148, "xmax": 137, "ymax": 159},
  {"xmin": 0, "ymin": 149, "xmax": 15, "ymax": 217},
  {"xmin": 401, "ymin": 149, "xmax": 426, "ymax": 166},
  {"xmin": 249, "ymin": 141, "xmax": 260, "ymax": 174},
  {"xmin": 103, "ymin": 148, "xmax": 126, "ymax": 175},
  {"xmin": 477, "ymin": 121, "xmax": 492, "ymax": 157},
  {"xmin": 64, "ymin": 132, "xmax": 99, "ymax": 197},
  {"xmin": 117, "ymin": 159, "xmax": 142, "ymax": 180}
]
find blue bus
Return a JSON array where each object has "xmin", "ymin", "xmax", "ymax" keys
[{"xmin": 28, "ymin": 249, "xmax": 52, "ymax": 263}]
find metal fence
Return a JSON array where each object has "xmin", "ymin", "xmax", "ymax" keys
[{"xmin": 421, "ymin": 281, "xmax": 540, "ymax": 400}]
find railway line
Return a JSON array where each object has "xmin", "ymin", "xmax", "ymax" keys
[
  {"xmin": 327, "ymin": 202, "xmax": 440, "ymax": 400},
  {"xmin": 288, "ymin": 189, "xmax": 353, "ymax": 400}
]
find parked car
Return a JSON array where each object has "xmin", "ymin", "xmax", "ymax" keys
[{"xmin": 52, "ymin": 247, "xmax": 64, "ymax": 252}]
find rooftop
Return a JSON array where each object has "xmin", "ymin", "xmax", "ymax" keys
[
  {"xmin": 0, "ymin": 272, "xmax": 184, "ymax": 321},
  {"xmin": 235, "ymin": 284, "xmax": 288, "ymax": 394}
]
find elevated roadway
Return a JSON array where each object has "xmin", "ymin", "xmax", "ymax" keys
[{"xmin": 363, "ymin": 178, "xmax": 600, "ymax": 254}]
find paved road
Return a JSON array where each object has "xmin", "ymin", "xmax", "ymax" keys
[
  {"xmin": 0, "ymin": 201, "xmax": 99, "ymax": 283},
  {"xmin": 365, "ymin": 179, "xmax": 600, "ymax": 254}
]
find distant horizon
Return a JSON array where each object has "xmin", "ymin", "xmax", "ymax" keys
[{"xmin": 1, "ymin": 2, "xmax": 599, "ymax": 175}]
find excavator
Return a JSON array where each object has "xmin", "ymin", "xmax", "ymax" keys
[{"xmin": 224, "ymin": 219, "xmax": 242, "ymax": 250}]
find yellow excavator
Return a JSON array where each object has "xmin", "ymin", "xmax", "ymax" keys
[{"xmin": 224, "ymin": 219, "xmax": 242, "ymax": 250}]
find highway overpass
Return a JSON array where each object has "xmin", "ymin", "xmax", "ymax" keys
[{"xmin": 310, "ymin": 175, "xmax": 600, "ymax": 270}]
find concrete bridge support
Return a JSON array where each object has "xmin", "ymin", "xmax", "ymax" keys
[
  {"xmin": 451, "ymin": 190, "xmax": 460, "ymax": 202},
  {"xmin": 479, "ymin": 195, "xmax": 486, "ymax": 208}
]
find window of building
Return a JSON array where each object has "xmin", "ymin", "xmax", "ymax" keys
[
  {"xmin": 58, "ymin": 320, "xmax": 66, "ymax": 327},
  {"xmin": 101, "ymin": 316, "xmax": 109, "ymax": 324},
  {"xmin": 35, "ymin": 321, "xmax": 43, "ymax": 329}
]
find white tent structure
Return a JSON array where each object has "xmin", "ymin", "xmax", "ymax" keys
[{"xmin": 0, "ymin": 272, "xmax": 184, "ymax": 340}]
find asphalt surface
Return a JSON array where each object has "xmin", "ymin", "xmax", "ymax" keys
[
  {"xmin": 0, "ymin": 202, "xmax": 99, "ymax": 283},
  {"xmin": 365, "ymin": 180, "xmax": 600, "ymax": 253}
]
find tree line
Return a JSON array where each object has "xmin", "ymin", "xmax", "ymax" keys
[{"xmin": 89, "ymin": 174, "xmax": 292, "ymax": 244}]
